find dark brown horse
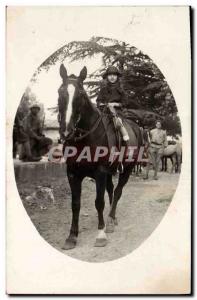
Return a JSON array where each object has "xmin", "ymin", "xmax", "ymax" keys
[{"xmin": 58, "ymin": 64, "xmax": 141, "ymax": 249}]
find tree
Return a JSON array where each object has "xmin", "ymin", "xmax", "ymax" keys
[
  {"xmin": 162, "ymin": 116, "xmax": 181, "ymax": 136},
  {"xmin": 30, "ymin": 36, "xmax": 180, "ymax": 133}
]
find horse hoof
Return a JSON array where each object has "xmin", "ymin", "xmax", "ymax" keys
[
  {"xmin": 114, "ymin": 218, "xmax": 118, "ymax": 226},
  {"xmin": 105, "ymin": 217, "xmax": 115, "ymax": 233},
  {"xmin": 94, "ymin": 238, "xmax": 107, "ymax": 247},
  {"xmin": 62, "ymin": 238, "xmax": 77, "ymax": 250}
]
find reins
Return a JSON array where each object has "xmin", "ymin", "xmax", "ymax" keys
[
  {"xmin": 71, "ymin": 104, "xmax": 118, "ymax": 142},
  {"xmin": 73, "ymin": 114, "xmax": 103, "ymax": 141},
  {"xmin": 64, "ymin": 104, "xmax": 121, "ymax": 143},
  {"xmin": 64, "ymin": 113, "xmax": 103, "ymax": 142}
]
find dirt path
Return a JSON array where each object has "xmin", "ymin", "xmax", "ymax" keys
[{"xmin": 17, "ymin": 171, "xmax": 179, "ymax": 262}]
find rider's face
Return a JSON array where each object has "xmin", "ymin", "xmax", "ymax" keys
[
  {"xmin": 156, "ymin": 121, "xmax": 162, "ymax": 129},
  {"xmin": 107, "ymin": 74, "xmax": 118, "ymax": 83}
]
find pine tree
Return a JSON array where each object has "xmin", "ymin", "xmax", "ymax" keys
[{"xmin": 30, "ymin": 36, "xmax": 180, "ymax": 134}]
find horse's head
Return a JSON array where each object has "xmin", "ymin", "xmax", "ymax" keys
[{"xmin": 58, "ymin": 63, "xmax": 87, "ymax": 134}]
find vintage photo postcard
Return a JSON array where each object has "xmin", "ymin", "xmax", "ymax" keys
[{"xmin": 6, "ymin": 6, "xmax": 191, "ymax": 294}]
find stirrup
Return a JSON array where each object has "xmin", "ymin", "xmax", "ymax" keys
[{"xmin": 117, "ymin": 163, "xmax": 124, "ymax": 174}]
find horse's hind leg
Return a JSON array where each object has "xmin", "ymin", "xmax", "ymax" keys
[
  {"xmin": 170, "ymin": 155, "xmax": 176, "ymax": 173},
  {"xmin": 161, "ymin": 157, "xmax": 164, "ymax": 171},
  {"xmin": 63, "ymin": 172, "xmax": 82, "ymax": 250},
  {"xmin": 136, "ymin": 163, "xmax": 139, "ymax": 176},
  {"xmin": 106, "ymin": 166, "xmax": 131, "ymax": 233},
  {"xmin": 165, "ymin": 157, "xmax": 168, "ymax": 172},
  {"xmin": 136, "ymin": 162, "xmax": 142, "ymax": 176},
  {"xmin": 161, "ymin": 156, "xmax": 167, "ymax": 171},
  {"xmin": 176, "ymin": 154, "xmax": 182, "ymax": 173},
  {"xmin": 106, "ymin": 174, "xmax": 114, "ymax": 205},
  {"xmin": 94, "ymin": 171, "xmax": 107, "ymax": 247}
]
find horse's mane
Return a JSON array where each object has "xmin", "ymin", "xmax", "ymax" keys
[
  {"xmin": 65, "ymin": 74, "xmax": 100, "ymax": 115},
  {"xmin": 82, "ymin": 88, "xmax": 99, "ymax": 114}
]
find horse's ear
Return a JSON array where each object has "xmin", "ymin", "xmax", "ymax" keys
[
  {"xmin": 79, "ymin": 66, "xmax": 87, "ymax": 81},
  {"xmin": 60, "ymin": 64, "xmax": 68, "ymax": 80}
]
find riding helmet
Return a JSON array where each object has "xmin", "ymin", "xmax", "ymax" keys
[{"xmin": 102, "ymin": 66, "xmax": 122, "ymax": 79}]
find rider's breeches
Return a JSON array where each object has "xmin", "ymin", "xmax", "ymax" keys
[
  {"xmin": 114, "ymin": 117, "xmax": 129, "ymax": 141},
  {"xmin": 107, "ymin": 105, "xmax": 129, "ymax": 142}
]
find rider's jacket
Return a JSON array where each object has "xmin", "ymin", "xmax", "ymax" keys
[{"xmin": 96, "ymin": 81, "xmax": 128, "ymax": 107}]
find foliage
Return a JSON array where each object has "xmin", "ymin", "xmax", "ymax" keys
[
  {"xmin": 30, "ymin": 36, "xmax": 180, "ymax": 133},
  {"xmin": 162, "ymin": 116, "xmax": 182, "ymax": 136}
]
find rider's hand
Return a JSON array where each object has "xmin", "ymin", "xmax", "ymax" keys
[{"xmin": 109, "ymin": 103, "xmax": 121, "ymax": 108}]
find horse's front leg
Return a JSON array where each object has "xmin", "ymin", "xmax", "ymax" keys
[
  {"xmin": 63, "ymin": 172, "xmax": 82, "ymax": 250},
  {"xmin": 94, "ymin": 171, "xmax": 107, "ymax": 247},
  {"xmin": 106, "ymin": 166, "xmax": 131, "ymax": 233},
  {"xmin": 106, "ymin": 174, "xmax": 114, "ymax": 206},
  {"xmin": 161, "ymin": 156, "xmax": 164, "ymax": 171}
]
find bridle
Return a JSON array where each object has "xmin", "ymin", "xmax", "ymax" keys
[
  {"xmin": 71, "ymin": 114, "xmax": 103, "ymax": 142},
  {"xmin": 63, "ymin": 83, "xmax": 103, "ymax": 142}
]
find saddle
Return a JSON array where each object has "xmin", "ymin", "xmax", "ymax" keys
[
  {"xmin": 99, "ymin": 104, "xmax": 143, "ymax": 150},
  {"xmin": 101, "ymin": 110, "xmax": 121, "ymax": 150}
]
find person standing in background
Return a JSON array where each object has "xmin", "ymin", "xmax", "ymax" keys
[{"xmin": 144, "ymin": 120, "xmax": 167, "ymax": 180}]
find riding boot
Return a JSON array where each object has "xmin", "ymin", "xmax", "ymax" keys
[
  {"xmin": 117, "ymin": 163, "xmax": 124, "ymax": 174},
  {"xmin": 120, "ymin": 125, "xmax": 129, "ymax": 142},
  {"xmin": 115, "ymin": 116, "xmax": 129, "ymax": 142},
  {"xmin": 122, "ymin": 140, "xmax": 130, "ymax": 158},
  {"xmin": 123, "ymin": 140, "xmax": 130, "ymax": 147}
]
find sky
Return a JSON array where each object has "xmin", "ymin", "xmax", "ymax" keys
[
  {"xmin": 29, "ymin": 55, "xmax": 102, "ymax": 120},
  {"xmin": 19, "ymin": 6, "xmax": 183, "ymax": 121}
]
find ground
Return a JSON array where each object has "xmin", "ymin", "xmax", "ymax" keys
[{"xmin": 15, "ymin": 164, "xmax": 180, "ymax": 263}]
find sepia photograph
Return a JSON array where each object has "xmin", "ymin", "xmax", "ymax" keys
[{"xmin": 6, "ymin": 5, "xmax": 191, "ymax": 294}]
